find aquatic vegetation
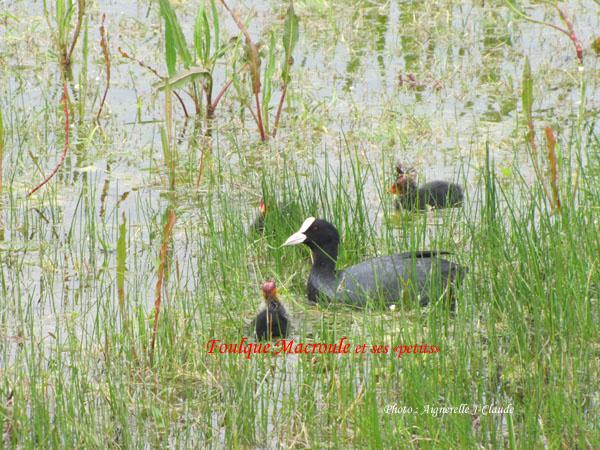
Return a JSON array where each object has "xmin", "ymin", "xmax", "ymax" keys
[
  {"xmin": 43, "ymin": 0, "xmax": 87, "ymax": 77},
  {"xmin": 1, "ymin": 1, "xmax": 599, "ymax": 448}
]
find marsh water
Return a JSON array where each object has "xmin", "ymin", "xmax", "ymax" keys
[
  {"xmin": 1, "ymin": 0, "xmax": 599, "ymax": 446},
  {"xmin": 3, "ymin": 0, "xmax": 598, "ymax": 310}
]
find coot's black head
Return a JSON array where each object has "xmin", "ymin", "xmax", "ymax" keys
[{"xmin": 282, "ymin": 217, "xmax": 340, "ymax": 251}]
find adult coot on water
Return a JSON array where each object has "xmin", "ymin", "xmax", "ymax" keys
[
  {"xmin": 283, "ymin": 217, "xmax": 467, "ymax": 307},
  {"xmin": 388, "ymin": 165, "xmax": 463, "ymax": 211},
  {"xmin": 253, "ymin": 280, "xmax": 289, "ymax": 340}
]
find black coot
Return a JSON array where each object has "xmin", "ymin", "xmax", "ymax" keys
[
  {"xmin": 253, "ymin": 280, "xmax": 289, "ymax": 340},
  {"xmin": 283, "ymin": 217, "xmax": 467, "ymax": 307},
  {"xmin": 388, "ymin": 166, "xmax": 463, "ymax": 210}
]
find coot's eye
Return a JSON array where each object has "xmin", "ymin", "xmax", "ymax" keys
[{"xmin": 312, "ymin": 226, "xmax": 319, "ymax": 232}]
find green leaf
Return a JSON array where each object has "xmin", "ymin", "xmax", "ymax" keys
[
  {"xmin": 116, "ymin": 213, "xmax": 127, "ymax": 313},
  {"xmin": 222, "ymin": 1, "xmax": 261, "ymax": 95},
  {"xmin": 245, "ymin": 40, "xmax": 261, "ymax": 95},
  {"xmin": 159, "ymin": 0, "xmax": 192, "ymax": 70},
  {"xmin": 154, "ymin": 67, "xmax": 212, "ymax": 92},
  {"xmin": 262, "ymin": 32, "xmax": 277, "ymax": 131},
  {"xmin": 504, "ymin": 0, "xmax": 528, "ymax": 19},
  {"xmin": 210, "ymin": 0, "xmax": 220, "ymax": 56},
  {"xmin": 194, "ymin": 7, "xmax": 206, "ymax": 64},
  {"xmin": 164, "ymin": 14, "xmax": 176, "ymax": 76},
  {"xmin": 160, "ymin": 126, "xmax": 170, "ymax": 164},
  {"xmin": 202, "ymin": 9, "xmax": 211, "ymax": 63},
  {"xmin": 522, "ymin": 56, "xmax": 532, "ymax": 123},
  {"xmin": 282, "ymin": 2, "xmax": 299, "ymax": 83},
  {"xmin": 282, "ymin": 2, "xmax": 299, "ymax": 60}
]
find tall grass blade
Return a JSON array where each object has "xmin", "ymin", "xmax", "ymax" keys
[
  {"xmin": 0, "ymin": 109, "xmax": 4, "ymax": 201},
  {"xmin": 160, "ymin": 125, "xmax": 175, "ymax": 189},
  {"xmin": 545, "ymin": 126, "xmax": 561, "ymax": 212},
  {"xmin": 150, "ymin": 210, "xmax": 176, "ymax": 363},
  {"xmin": 210, "ymin": 0, "xmax": 220, "ymax": 56},
  {"xmin": 522, "ymin": 56, "xmax": 533, "ymax": 129},
  {"xmin": 116, "ymin": 212, "xmax": 127, "ymax": 319}
]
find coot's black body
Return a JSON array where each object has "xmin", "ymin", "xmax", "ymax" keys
[
  {"xmin": 284, "ymin": 218, "xmax": 467, "ymax": 307},
  {"xmin": 253, "ymin": 280, "xmax": 289, "ymax": 340},
  {"xmin": 389, "ymin": 168, "xmax": 463, "ymax": 211}
]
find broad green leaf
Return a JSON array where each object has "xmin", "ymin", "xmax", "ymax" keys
[
  {"xmin": 159, "ymin": 0, "xmax": 192, "ymax": 69},
  {"xmin": 282, "ymin": 2, "xmax": 299, "ymax": 83},
  {"xmin": 163, "ymin": 4, "xmax": 176, "ymax": 75},
  {"xmin": 154, "ymin": 67, "xmax": 211, "ymax": 92},
  {"xmin": 522, "ymin": 56, "xmax": 532, "ymax": 123},
  {"xmin": 263, "ymin": 33, "xmax": 276, "ymax": 101}
]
